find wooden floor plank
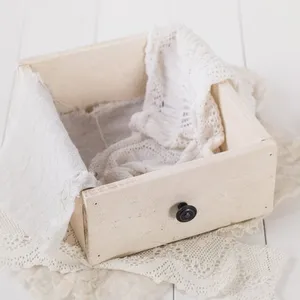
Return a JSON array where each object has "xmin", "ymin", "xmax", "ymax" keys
[
  {"xmin": 96, "ymin": 0, "xmax": 244, "ymax": 66},
  {"xmin": 240, "ymin": 0, "xmax": 300, "ymax": 137},
  {"xmin": 0, "ymin": 0, "xmax": 26, "ymax": 147},
  {"xmin": 20, "ymin": 0, "xmax": 96, "ymax": 59},
  {"xmin": 241, "ymin": 1, "xmax": 300, "ymax": 299}
]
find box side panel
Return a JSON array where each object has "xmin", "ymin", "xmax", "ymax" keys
[
  {"xmin": 70, "ymin": 195, "xmax": 86, "ymax": 251},
  {"xmin": 212, "ymin": 82, "xmax": 271, "ymax": 150},
  {"xmin": 22, "ymin": 35, "xmax": 147, "ymax": 113},
  {"xmin": 82, "ymin": 140, "xmax": 277, "ymax": 265}
]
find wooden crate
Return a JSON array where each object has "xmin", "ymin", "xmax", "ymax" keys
[{"xmin": 21, "ymin": 34, "xmax": 277, "ymax": 266}]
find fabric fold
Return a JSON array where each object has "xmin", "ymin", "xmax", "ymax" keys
[
  {"xmin": 90, "ymin": 25, "xmax": 231, "ymax": 183},
  {"xmin": 0, "ymin": 66, "xmax": 96, "ymax": 265}
]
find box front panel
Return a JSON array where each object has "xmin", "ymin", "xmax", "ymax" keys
[{"xmin": 83, "ymin": 140, "xmax": 276, "ymax": 265}]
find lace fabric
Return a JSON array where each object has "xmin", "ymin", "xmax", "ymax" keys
[
  {"xmin": 8, "ymin": 130, "xmax": 298, "ymax": 300},
  {"xmin": 0, "ymin": 67, "xmax": 96, "ymax": 273},
  {"xmin": 100, "ymin": 233, "xmax": 286, "ymax": 300},
  {"xmin": 89, "ymin": 25, "xmax": 231, "ymax": 183},
  {"xmin": 0, "ymin": 25, "xmax": 298, "ymax": 300},
  {"xmin": 4, "ymin": 80, "xmax": 298, "ymax": 299},
  {"xmin": 10, "ymin": 230, "xmax": 287, "ymax": 300}
]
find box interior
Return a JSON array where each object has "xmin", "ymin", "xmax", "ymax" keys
[{"xmin": 21, "ymin": 34, "xmax": 270, "ymax": 162}]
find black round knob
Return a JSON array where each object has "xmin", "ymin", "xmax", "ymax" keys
[{"xmin": 176, "ymin": 202, "xmax": 197, "ymax": 222}]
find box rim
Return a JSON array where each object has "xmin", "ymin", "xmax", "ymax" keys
[
  {"xmin": 82, "ymin": 138, "xmax": 277, "ymax": 200},
  {"xmin": 19, "ymin": 32, "xmax": 147, "ymax": 67}
]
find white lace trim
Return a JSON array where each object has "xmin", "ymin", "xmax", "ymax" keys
[
  {"xmin": 89, "ymin": 25, "xmax": 231, "ymax": 183},
  {"xmin": 0, "ymin": 67, "xmax": 96, "ymax": 272}
]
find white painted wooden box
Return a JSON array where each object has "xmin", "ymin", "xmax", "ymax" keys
[{"xmin": 22, "ymin": 34, "xmax": 277, "ymax": 266}]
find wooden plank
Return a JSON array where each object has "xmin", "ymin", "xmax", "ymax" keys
[
  {"xmin": 20, "ymin": 0, "xmax": 96, "ymax": 59},
  {"xmin": 240, "ymin": 0, "xmax": 300, "ymax": 136},
  {"xmin": 96, "ymin": 0, "xmax": 244, "ymax": 66},
  {"xmin": 0, "ymin": 0, "xmax": 25, "ymax": 147},
  {"xmin": 241, "ymin": 1, "xmax": 300, "ymax": 299}
]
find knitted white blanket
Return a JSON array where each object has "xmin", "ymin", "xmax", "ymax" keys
[{"xmin": 1, "ymin": 25, "xmax": 298, "ymax": 300}]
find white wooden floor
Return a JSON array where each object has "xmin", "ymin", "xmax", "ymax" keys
[{"xmin": 0, "ymin": 0, "xmax": 300, "ymax": 299}]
